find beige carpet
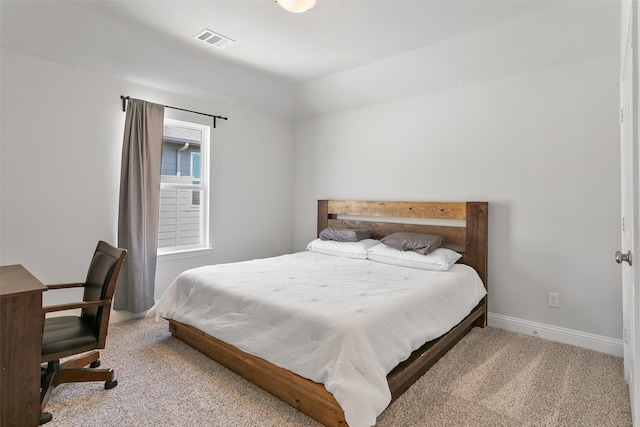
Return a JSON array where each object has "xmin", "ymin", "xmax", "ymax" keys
[{"xmin": 45, "ymin": 318, "xmax": 632, "ymax": 426}]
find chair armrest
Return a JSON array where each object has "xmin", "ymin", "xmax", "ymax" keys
[
  {"xmin": 45, "ymin": 282, "xmax": 85, "ymax": 290},
  {"xmin": 43, "ymin": 299, "xmax": 111, "ymax": 314}
]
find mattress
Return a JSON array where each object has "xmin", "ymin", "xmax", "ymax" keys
[{"xmin": 151, "ymin": 251, "xmax": 486, "ymax": 427}]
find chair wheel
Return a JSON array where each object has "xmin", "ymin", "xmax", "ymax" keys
[
  {"xmin": 39, "ymin": 412, "xmax": 53, "ymax": 425},
  {"xmin": 90, "ymin": 359, "xmax": 101, "ymax": 368},
  {"xmin": 105, "ymin": 379, "xmax": 117, "ymax": 389}
]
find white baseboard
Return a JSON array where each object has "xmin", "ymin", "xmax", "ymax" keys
[
  {"xmin": 45, "ymin": 308, "xmax": 146, "ymax": 323},
  {"xmin": 110, "ymin": 309, "xmax": 147, "ymax": 323},
  {"xmin": 60, "ymin": 309, "xmax": 623, "ymax": 356},
  {"xmin": 488, "ymin": 313, "xmax": 623, "ymax": 357}
]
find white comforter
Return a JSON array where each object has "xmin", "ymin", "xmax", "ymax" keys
[{"xmin": 151, "ymin": 251, "xmax": 486, "ymax": 427}]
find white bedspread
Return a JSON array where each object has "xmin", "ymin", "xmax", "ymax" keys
[{"xmin": 151, "ymin": 251, "xmax": 486, "ymax": 427}]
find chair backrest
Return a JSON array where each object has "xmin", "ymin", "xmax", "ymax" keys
[{"xmin": 81, "ymin": 241, "xmax": 126, "ymax": 347}]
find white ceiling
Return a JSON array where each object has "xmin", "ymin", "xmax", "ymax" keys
[
  {"xmin": 0, "ymin": 1, "xmax": 619, "ymax": 118},
  {"xmin": 2, "ymin": 0, "xmax": 556, "ymax": 84}
]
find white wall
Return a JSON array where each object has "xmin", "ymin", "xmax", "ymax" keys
[
  {"xmin": 293, "ymin": 3, "xmax": 623, "ymax": 341},
  {"xmin": 0, "ymin": 48, "xmax": 294, "ymax": 306},
  {"xmin": 0, "ymin": 1, "xmax": 625, "ymax": 348}
]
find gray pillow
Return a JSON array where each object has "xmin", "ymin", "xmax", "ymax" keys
[
  {"xmin": 381, "ymin": 232, "xmax": 444, "ymax": 255},
  {"xmin": 319, "ymin": 228, "xmax": 373, "ymax": 242}
]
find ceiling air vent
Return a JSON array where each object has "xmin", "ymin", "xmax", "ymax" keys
[{"xmin": 193, "ymin": 29, "xmax": 234, "ymax": 49}]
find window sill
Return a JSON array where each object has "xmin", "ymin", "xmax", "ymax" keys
[{"xmin": 157, "ymin": 247, "xmax": 213, "ymax": 262}]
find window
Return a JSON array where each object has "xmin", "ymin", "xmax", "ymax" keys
[{"xmin": 158, "ymin": 118, "xmax": 210, "ymax": 255}]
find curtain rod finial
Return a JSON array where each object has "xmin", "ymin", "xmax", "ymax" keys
[{"xmin": 120, "ymin": 95, "xmax": 129, "ymax": 112}]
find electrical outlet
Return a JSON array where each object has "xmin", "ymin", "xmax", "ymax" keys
[{"xmin": 548, "ymin": 292, "xmax": 560, "ymax": 308}]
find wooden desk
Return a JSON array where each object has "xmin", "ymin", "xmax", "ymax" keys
[{"xmin": 1, "ymin": 265, "xmax": 47, "ymax": 427}]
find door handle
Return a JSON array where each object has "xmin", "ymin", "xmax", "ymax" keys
[{"xmin": 615, "ymin": 250, "xmax": 632, "ymax": 266}]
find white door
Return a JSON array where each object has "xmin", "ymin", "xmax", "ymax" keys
[{"xmin": 620, "ymin": 2, "xmax": 639, "ymax": 424}]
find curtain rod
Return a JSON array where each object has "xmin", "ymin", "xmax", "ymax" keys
[{"xmin": 120, "ymin": 96, "xmax": 228, "ymax": 128}]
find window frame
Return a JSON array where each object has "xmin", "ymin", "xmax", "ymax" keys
[{"xmin": 157, "ymin": 118, "xmax": 211, "ymax": 258}]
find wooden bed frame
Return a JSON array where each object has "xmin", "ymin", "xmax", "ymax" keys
[{"xmin": 167, "ymin": 200, "xmax": 488, "ymax": 426}]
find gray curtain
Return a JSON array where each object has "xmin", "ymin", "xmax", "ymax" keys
[{"xmin": 115, "ymin": 98, "xmax": 165, "ymax": 313}]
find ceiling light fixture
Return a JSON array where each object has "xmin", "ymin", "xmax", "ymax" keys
[{"xmin": 275, "ymin": 0, "xmax": 317, "ymax": 13}]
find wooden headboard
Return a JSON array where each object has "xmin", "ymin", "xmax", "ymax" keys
[{"xmin": 317, "ymin": 200, "xmax": 488, "ymax": 287}]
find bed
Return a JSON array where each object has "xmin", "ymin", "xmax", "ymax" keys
[{"xmin": 152, "ymin": 200, "xmax": 488, "ymax": 427}]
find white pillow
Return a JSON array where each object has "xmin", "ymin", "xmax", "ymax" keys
[
  {"xmin": 366, "ymin": 244, "xmax": 462, "ymax": 271},
  {"xmin": 306, "ymin": 238, "xmax": 380, "ymax": 259}
]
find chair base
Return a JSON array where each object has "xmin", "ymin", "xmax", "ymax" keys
[
  {"xmin": 40, "ymin": 350, "xmax": 116, "ymax": 425},
  {"xmin": 39, "ymin": 412, "xmax": 52, "ymax": 425}
]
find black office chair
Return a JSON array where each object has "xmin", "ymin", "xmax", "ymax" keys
[{"xmin": 39, "ymin": 241, "xmax": 126, "ymax": 425}]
